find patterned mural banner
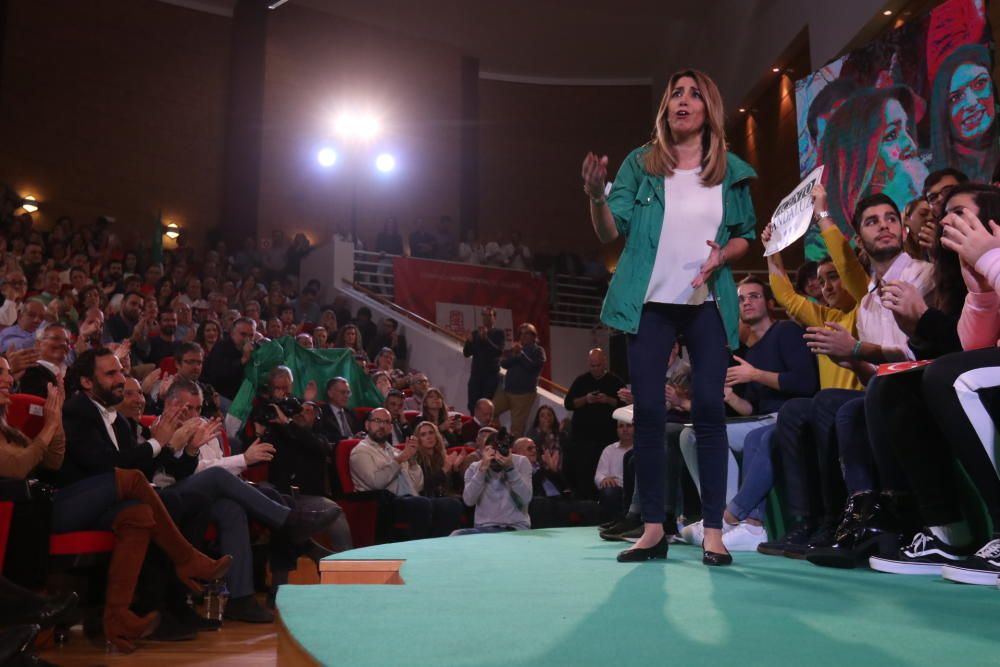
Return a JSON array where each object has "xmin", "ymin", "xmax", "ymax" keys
[{"xmin": 794, "ymin": 0, "xmax": 996, "ymax": 259}]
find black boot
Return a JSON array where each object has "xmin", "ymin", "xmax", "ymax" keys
[
  {"xmin": 757, "ymin": 517, "xmax": 815, "ymax": 557},
  {"xmin": 806, "ymin": 491, "xmax": 901, "ymax": 569}
]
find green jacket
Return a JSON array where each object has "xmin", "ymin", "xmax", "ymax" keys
[{"xmin": 599, "ymin": 146, "xmax": 757, "ymax": 350}]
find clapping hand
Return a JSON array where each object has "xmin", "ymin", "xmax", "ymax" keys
[
  {"xmin": 725, "ymin": 355, "xmax": 758, "ymax": 387},
  {"xmin": 43, "ymin": 379, "xmax": 64, "ymax": 424},
  {"xmin": 804, "ymin": 322, "xmax": 857, "ymax": 358},
  {"xmin": 879, "ymin": 281, "xmax": 927, "ymax": 336},
  {"xmin": 691, "ymin": 241, "xmax": 724, "ymax": 289}
]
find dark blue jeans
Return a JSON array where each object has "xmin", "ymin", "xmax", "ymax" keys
[
  {"xmin": 628, "ymin": 303, "xmax": 729, "ymax": 528},
  {"xmin": 727, "ymin": 424, "xmax": 776, "ymax": 522},
  {"xmin": 51, "ymin": 472, "xmax": 134, "ymax": 532}
]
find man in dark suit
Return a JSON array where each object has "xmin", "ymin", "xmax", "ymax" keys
[
  {"xmin": 317, "ymin": 376, "xmax": 361, "ymax": 444},
  {"xmin": 17, "ymin": 324, "xmax": 70, "ymax": 398},
  {"xmin": 384, "ymin": 389, "xmax": 412, "ymax": 446},
  {"xmin": 203, "ymin": 317, "xmax": 256, "ymax": 401},
  {"xmin": 462, "ymin": 306, "xmax": 506, "ymax": 413}
]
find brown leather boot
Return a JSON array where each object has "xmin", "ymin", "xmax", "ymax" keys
[
  {"xmin": 103, "ymin": 504, "xmax": 161, "ymax": 653},
  {"xmin": 114, "ymin": 468, "xmax": 233, "ymax": 593}
]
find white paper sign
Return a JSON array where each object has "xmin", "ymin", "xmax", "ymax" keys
[{"xmin": 763, "ymin": 165, "xmax": 825, "ymax": 257}]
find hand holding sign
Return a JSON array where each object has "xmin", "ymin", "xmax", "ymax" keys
[{"xmin": 763, "ymin": 165, "xmax": 825, "ymax": 257}]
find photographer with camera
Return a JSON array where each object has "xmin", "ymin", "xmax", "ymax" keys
[{"xmin": 454, "ymin": 429, "xmax": 533, "ymax": 534}]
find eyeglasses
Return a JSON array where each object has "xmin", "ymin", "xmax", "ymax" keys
[
  {"xmin": 368, "ymin": 418, "xmax": 392, "ymax": 425},
  {"xmin": 737, "ymin": 293, "xmax": 765, "ymax": 303},
  {"xmin": 925, "ymin": 186, "xmax": 955, "ymax": 206}
]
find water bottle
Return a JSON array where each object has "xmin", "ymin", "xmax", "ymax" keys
[{"xmin": 203, "ymin": 580, "xmax": 230, "ymax": 621}]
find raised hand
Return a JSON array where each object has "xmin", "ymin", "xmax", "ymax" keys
[
  {"xmin": 941, "ymin": 208, "xmax": 1000, "ymax": 267},
  {"xmin": 581, "ymin": 152, "xmax": 609, "ymax": 199},
  {"xmin": 43, "ymin": 380, "xmax": 64, "ymax": 424},
  {"xmin": 303, "ymin": 380, "xmax": 318, "ymax": 402}
]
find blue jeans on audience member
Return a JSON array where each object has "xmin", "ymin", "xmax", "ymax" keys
[
  {"xmin": 162, "ymin": 467, "xmax": 291, "ymax": 529},
  {"xmin": 726, "ymin": 424, "xmax": 776, "ymax": 523},
  {"xmin": 679, "ymin": 414, "xmax": 777, "ymax": 508},
  {"xmin": 835, "ymin": 397, "xmax": 874, "ymax": 494},
  {"xmin": 628, "ymin": 303, "xmax": 729, "ymax": 529}
]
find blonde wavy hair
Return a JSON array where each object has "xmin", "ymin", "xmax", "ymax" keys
[
  {"xmin": 643, "ymin": 69, "xmax": 728, "ymax": 187},
  {"xmin": 413, "ymin": 420, "xmax": 447, "ymax": 470}
]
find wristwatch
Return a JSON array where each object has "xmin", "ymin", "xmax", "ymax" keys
[{"xmin": 815, "ymin": 210, "xmax": 831, "ymax": 220}]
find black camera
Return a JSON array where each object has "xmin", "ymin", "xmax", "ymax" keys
[
  {"xmin": 486, "ymin": 428, "xmax": 513, "ymax": 471},
  {"xmin": 253, "ymin": 396, "xmax": 304, "ymax": 423}
]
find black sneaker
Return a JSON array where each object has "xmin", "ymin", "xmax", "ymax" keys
[
  {"xmin": 869, "ymin": 530, "xmax": 967, "ymax": 576},
  {"xmin": 223, "ymin": 595, "xmax": 275, "ymax": 624},
  {"xmin": 757, "ymin": 519, "xmax": 814, "ymax": 557},
  {"xmin": 941, "ymin": 538, "xmax": 1000, "ymax": 586},
  {"xmin": 599, "ymin": 515, "xmax": 643, "ymax": 542}
]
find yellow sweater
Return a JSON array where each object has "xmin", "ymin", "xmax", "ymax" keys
[{"xmin": 769, "ymin": 226, "xmax": 866, "ymax": 391}]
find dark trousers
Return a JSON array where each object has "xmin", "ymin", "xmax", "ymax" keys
[
  {"xmin": 924, "ymin": 348, "xmax": 1000, "ymax": 531},
  {"xmin": 467, "ymin": 371, "xmax": 500, "ymax": 414},
  {"xmin": 567, "ymin": 440, "xmax": 606, "ymax": 501},
  {"xmin": 392, "ymin": 495, "xmax": 464, "ymax": 540},
  {"xmin": 627, "ymin": 303, "xmax": 729, "ymax": 528},
  {"xmin": 597, "ymin": 486, "xmax": 624, "ymax": 521},
  {"xmin": 774, "ymin": 395, "xmax": 847, "ymax": 522},
  {"xmin": 866, "ymin": 371, "xmax": 958, "ymax": 525}
]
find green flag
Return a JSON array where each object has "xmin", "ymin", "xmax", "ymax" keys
[{"xmin": 226, "ymin": 336, "xmax": 383, "ymax": 432}]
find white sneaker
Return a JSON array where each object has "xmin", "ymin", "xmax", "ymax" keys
[
  {"xmin": 680, "ymin": 520, "xmax": 704, "ymax": 545},
  {"xmin": 722, "ymin": 522, "xmax": 768, "ymax": 552},
  {"xmin": 679, "ymin": 520, "xmax": 738, "ymax": 546}
]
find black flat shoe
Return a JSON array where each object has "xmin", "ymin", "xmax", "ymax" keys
[
  {"xmin": 703, "ymin": 549, "xmax": 733, "ymax": 566},
  {"xmin": 617, "ymin": 537, "xmax": 668, "ymax": 562}
]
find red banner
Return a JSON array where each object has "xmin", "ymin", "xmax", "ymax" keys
[{"xmin": 393, "ymin": 257, "xmax": 552, "ymax": 378}]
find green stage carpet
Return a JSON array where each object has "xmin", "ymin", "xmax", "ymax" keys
[{"xmin": 278, "ymin": 527, "xmax": 996, "ymax": 666}]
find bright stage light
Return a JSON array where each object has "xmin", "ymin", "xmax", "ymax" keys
[
  {"xmin": 317, "ymin": 147, "xmax": 337, "ymax": 167},
  {"xmin": 375, "ymin": 153, "xmax": 396, "ymax": 173},
  {"xmin": 335, "ymin": 112, "xmax": 381, "ymax": 141}
]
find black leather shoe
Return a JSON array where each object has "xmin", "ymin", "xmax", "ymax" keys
[
  {"xmin": 806, "ymin": 492, "xmax": 903, "ymax": 569},
  {"xmin": 617, "ymin": 537, "xmax": 668, "ymax": 562},
  {"xmin": 284, "ymin": 505, "xmax": 341, "ymax": 544},
  {"xmin": 224, "ymin": 595, "xmax": 275, "ymax": 624},
  {"xmin": 600, "ymin": 515, "xmax": 643, "ymax": 542},
  {"xmin": 757, "ymin": 519, "xmax": 815, "ymax": 557},
  {"xmin": 703, "ymin": 549, "xmax": 733, "ymax": 566}
]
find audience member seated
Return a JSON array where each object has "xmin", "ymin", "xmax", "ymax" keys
[
  {"xmin": 350, "ymin": 408, "xmax": 461, "ymax": 539},
  {"xmin": 366, "ymin": 317, "xmax": 407, "ymax": 367},
  {"xmin": 417, "ymin": 387, "xmax": 462, "ymax": 447},
  {"xmin": 334, "ymin": 323, "xmax": 369, "ymax": 365},
  {"xmin": 461, "ymin": 398, "xmax": 495, "ymax": 444},
  {"xmin": 454, "ymin": 429, "xmax": 533, "ymax": 534},
  {"xmin": 317, "ymin": 376, "xmax": 361, "ymax": 444},
  {"xmin": 17, "ymin": 323, "xmax": 70, "ymax": 396},
  {"xmin": 403, "ymin": 371, "xmax": 429, "ymax": 412},
  {"xmin": 595, "ymin": 420, "xmax": 633, "ymax": 521},
  {"xmin": 412, "ymin": 421, "xmax": 466, "ymax": 504},
  {"xmin": 384, "ymin": 389, "xmax": 413, "ymax": 445},
  {"xmin": 0, "ymin": 300, "xmax": 45, "ymax": 351},
  {"xmin": 203, "ymin": 317, "xmax": 256, "ymax": 401}
]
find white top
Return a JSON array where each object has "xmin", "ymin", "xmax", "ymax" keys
[
  {"xmin": 644, "ymin": 168, "xmax": 723, "ymax": 305},
  {"xmin": 595, "ymin": 441, "xmax": 631, "ymax": 487},
  {"xmin": 858, "ymin": 252, "xmax": 935, "ymax": 361}
]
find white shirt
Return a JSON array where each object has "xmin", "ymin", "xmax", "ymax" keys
[
  {"xmin": 595, "ymin": 441, "xmax": 631, "ymax": 487},
  {"xmin": 644, "ymin": 168, "xmax": 723, "ymax": 305},
  {"xmin": 858, "ymin": 252, "xmax": 935, "ymax": 361},
  {"xmin": 0, "ymin": 299, "xmax": 18, "ymax": 327},
  {"xmin": 90, "ymin": 397, "xmax": 162, "ymax": 457}
]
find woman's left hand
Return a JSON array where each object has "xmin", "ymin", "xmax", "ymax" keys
[{"xmin": 691, "ymin": 241, "xmax": 724, "ymax": 289}]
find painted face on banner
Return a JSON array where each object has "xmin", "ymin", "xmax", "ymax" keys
[
  {"xmin": 948, "ymin": 63, "xmax": 995, "ymax": 143},
  {"xmin": 877, "ymin": 99, "xmax": 928, "ymax": 202}
]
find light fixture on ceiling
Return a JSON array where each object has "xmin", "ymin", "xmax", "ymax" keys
[
  {"xmin": 883, "ymin": 9, "xmax": 893, "ymax": 16},
  {"xmin": 164, "ymin": 222, "xmax": 180, "ymax": 240},
  {"xmin": 20, "ymin": 195, "xmax": 38, "ymax": 213}
]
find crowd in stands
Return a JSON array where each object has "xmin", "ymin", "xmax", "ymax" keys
[{"xmin": 0, "ymin": 210, "xmax": 617, "ymax": 662}]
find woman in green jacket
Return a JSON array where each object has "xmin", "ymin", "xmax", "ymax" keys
[{"xmin": 582, "ymin": 69, "xmax": 757, "ymax": 566}]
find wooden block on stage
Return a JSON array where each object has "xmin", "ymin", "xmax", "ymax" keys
[{"xmin": 319, "ymin": 559, "xmax": 406, "ymax": 584}]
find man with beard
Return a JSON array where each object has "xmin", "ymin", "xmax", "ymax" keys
[
  {"xmin": 136, "ymin": 309, "xmax": 181, "ymax": 366},
  {"xmin": 107, "ymin": 291, "xmax": 144, "ymax": 342}
]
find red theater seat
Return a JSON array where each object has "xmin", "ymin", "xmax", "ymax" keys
[
  {"xmin": 353, "ymin": 406, "xmax": 374, "ymax": 425},
  {"xmin": 332, "ymin": 439, "xmax": 408, "ymax": 548},
  {"xmin": 159, "ymin": 356, "xmax": 178, "ymax": 375}
]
